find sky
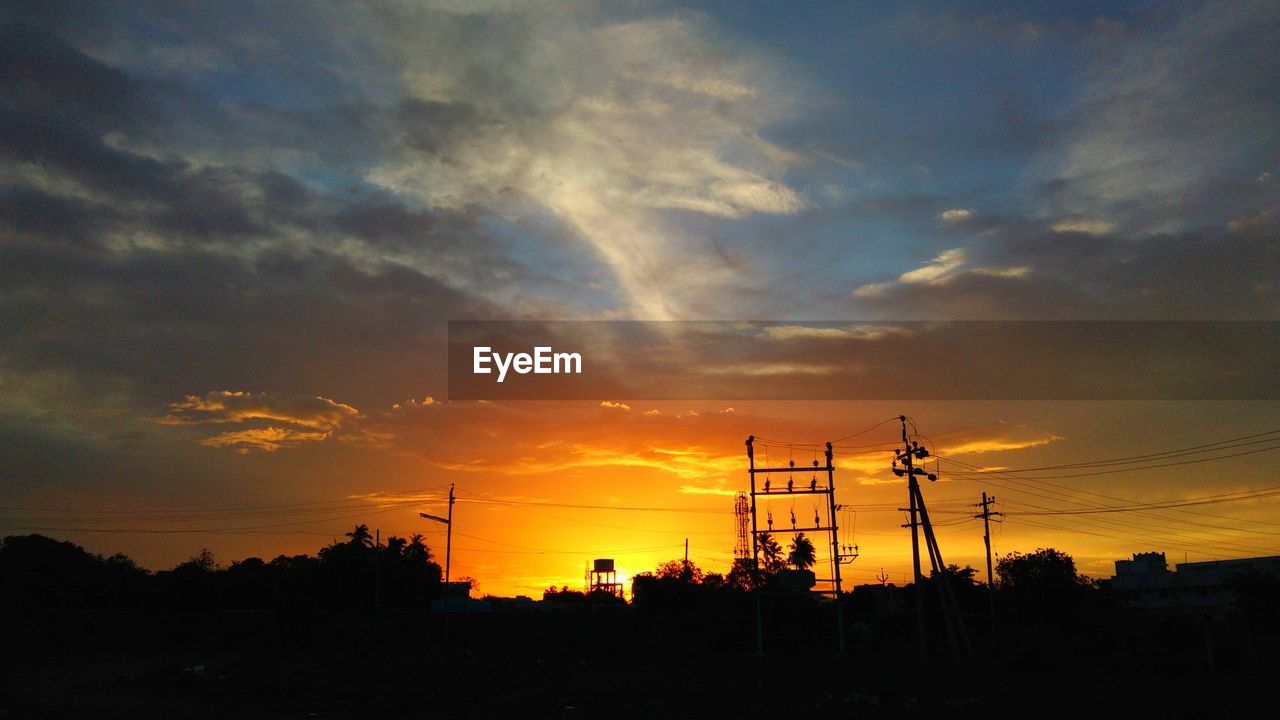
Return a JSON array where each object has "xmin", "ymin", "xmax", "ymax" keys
[{"xmin": 1, "ymin": 0, "xmax": 1278, "ymax": 597}]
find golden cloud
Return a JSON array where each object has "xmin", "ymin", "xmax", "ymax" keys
[{"xmin": 158, "ymin": 390, "xmax": 359, "ymax": 431}]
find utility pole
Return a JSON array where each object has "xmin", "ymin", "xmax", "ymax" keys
[
  {"xmin": 825, "ymin": 442, "xmax": 847, "ymax": 656},
  {"xmin": 420, "ymin": 483, "xmax": 456, "ymax": 644},
  {"xmin": 374, "ymin": 528, "xmax": 382, "ymax": 638},
  {"xmin": 446, "ymin": 484, "xmax": 454, "ymax": 585},
  {"xmin": 420, "ymin": 487, "xmax": 455, "ymax": 585},
  {"xmin": 894, "ymin": 416, "xmax": 928, "ymax": 663},
  {"xmin": 684, "ymin": 537, "xmax": 689, "ymax": 566},
  {"xmin": 894, "ymin": 416, "xmax": 970, "ymax": 662},
  {"xmin": 975, "ymin": 492, "xmax": 1002, "ymax": 634},
  {"xmin": 745, "ymin": 436, "xmax": 764, "ymax": 656},
  {"xmin": 745, "ymin": 435, "xmax": 849, "ymax": 656}
]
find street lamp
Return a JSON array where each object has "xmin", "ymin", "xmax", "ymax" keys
[{"xmin": 419, "ymin": 483, "xmax": 455, "ymax": 586}]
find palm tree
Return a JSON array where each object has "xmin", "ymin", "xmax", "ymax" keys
[
  {"xmin": 758, "ymin": 532, "xmax": 785, "ymax": 574},
  {"xmin": 345, "ymin": 523, "xmax": 374, "ymax": 548},
  {"xmin": 788, "ymin": 533, "xmax": 817, "ymax": 571},
  {"xmin": 405, "ymin": 533, "xmax": 432, "ymax": 563},
  {"xmin": 384, "ymin": 535, "xmax": 407, "ymax": 556}
]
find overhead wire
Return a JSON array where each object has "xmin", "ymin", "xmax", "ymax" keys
[{"xmin": 938, "ymin": 454, "xmax": 1280, "ymax": 541}]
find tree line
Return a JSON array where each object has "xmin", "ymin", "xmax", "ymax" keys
[
  {"xmin": 620, "ymin": 542, "xmax": 1102, "ymax": 617},
  {"xmin": 0, "ymin": 525, "xmax": 444, "ymax": 615}
]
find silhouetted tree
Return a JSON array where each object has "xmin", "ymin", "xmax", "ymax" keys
[
  {"xmin": 996, "ymin": 547, "xmax": 1092, "ymax": 615},
  {"xmin": 405, "ymin": 533, "xmax": 432, "ymax": 563},
  {"xmin": 655, "ymin": 559, "xmax": 704, "ymax": 584},
  {"xmin": 104, "ymin": 552, "xmax": 143, "ymax": 573},
  {"xmin": 0, "ymin": 535, "xmax": 147, "ymax": 612},
  {"xmin": 788, "ymin": 533, "xmax": 817, "ymax": 570},
  {"xmin": 725, "ymin": 558, "xmax": 760, "ymax": 591},
  {"xmin": 176, "ymin": 548, "xmax": 218, "ymax": 573},
  {"xmin": 161, "ymin": 548, "xmax": 221, "ymax": 610},
  {"xmin": 384, "ymin": 535, "xmax": 407, "ymax": 556},
  {"xmin": 925, "ymin": 563, "xmax": 984, "ymax": 614},
  {"xmin": 758, "ymin": 532, "xmax": 785, "ymax": 574},
  {"xmin": 2, "ymin": 531, "xmax": 444, "ymax": 623},
  {"xmin": 345, "ymin": 524, "xmax": 374, "ymax": 548},
  {"xmin": 543, "ymin": 585, "xmax": 587, "ymax": 607}
]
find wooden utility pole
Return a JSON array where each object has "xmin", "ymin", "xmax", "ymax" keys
[
  {"xmin": 745, "ymin": 436, "xmax": 764, "ymax": 656},
  {"xmin": 825, "ymin": 442, "xmax": 847, "ymax": 656},
  {"xmin": 374, "ymin": 528, "xmax": 382, "ymax": 637},
  {"xmin": 420, "ymin": 483, "xmax": 456, "ymax": 645},
  {"xmin": 894, "ymin": 416, "xmax": 970, "ymax": 662},
  {"xmin": 895, "ymin": 417, "xmax": 928, "ymax": 662},
  {"xmin": 976, "ymin": 492, "xmax": 1002, "ymax": 632},
  {"xmin": 445, "ymin": 484, "xmax": 454, "ymax": 585}
]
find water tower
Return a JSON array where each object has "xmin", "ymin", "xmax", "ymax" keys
[{"xmin": 588, "ymin": 558, "xmax": 623, "ymax": 598}]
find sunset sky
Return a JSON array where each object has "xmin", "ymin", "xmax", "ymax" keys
[{"xmin": 1, "ymin": 1, "xmax": 1278, "ymax": 597}]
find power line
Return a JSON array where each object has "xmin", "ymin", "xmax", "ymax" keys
[
  {"xmin": 486, "ymin": 500, "xmax": 738, "ymax": 535},
  {"xmin": 996, "ymin": 495, "xmax": 1280, "ymax": 557},
  {"xmin": 832, "ymin": 417, "xmax": 900, "ymax": 443},
  {"xmin": 452, "ymin": 493, "xmax": 728, "ymax": 514},
  {"xmin": 937, "ymin": 440, "xmax": 1280, "ymax": 480},
  {"xmin": 934, "ymin": 449, "xmax": 1280, "ymax": 556},
  {"xmin": 954, "ymin": 472, "xmax": 1280, "ymax": 556},
  {"xmin": 449, "ymin": 530, "xmax": 683, "ymax": 556},
  {"xmin": 0, "ymin": 486, "xmax": 452, "ymax": 523},
  {"xmin": 750, "ymin": 416, "xmax": 900, "ymax": 448},
  {"xmin": 1007, "ymin": 486, "xmax": 1280, "ymax": 516},
  {"xmin": 950, "ymin": 429, "xmax": 1280, "ymax": 473},
  {"xmin": 1, "ymin": 502, "xmax": 428, "ymax": 535},
  {"xmin": 938, "ymin": 452, "xmax": 1280, "ymax": 539}
]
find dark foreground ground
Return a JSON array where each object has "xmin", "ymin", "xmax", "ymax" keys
[{"xmin": 3, "ymin": 606, "xmax": 1276, "ymax": 719}]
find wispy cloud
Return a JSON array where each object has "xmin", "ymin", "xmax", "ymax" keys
[
  {"xmin": 158, "ymin": 391, "xmax": 359, "ymax": 431},
  {"xmin": 199, "ymin": 426, "xmax": 329, "ymax": 453},
  {"xmin": 678, "ymin": 484, "xmax": 739, "ymax": 496},
  {"xmin": 366, "ymin": 6, "xmax": 809, "ymax": 319},
  {"xmin": 942, "ymin": 434, "xmax": 1062, "ymax": 456},
  {"xmin": 853, "ymin": 248, "xmax": 1030, "ymax": 299}
]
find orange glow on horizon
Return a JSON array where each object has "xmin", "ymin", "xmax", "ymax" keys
[{"xmin": 16, "ymin": 400, "xmax": 1280, "ymax": 598}]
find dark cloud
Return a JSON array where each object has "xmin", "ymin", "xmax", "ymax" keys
[
  {"xmin": 0, "ymin": 19, "xmax": 553, "ymax": 463},
  {"xmin": 850, "ymin": 217, "xmax": 1278, "ymax": 320},
  {"xmin": 395, "ymin": 99, "xmax": 489, "ymax": 156},
  {"xmin": 1, "ymin": 239, "xmax": 500, "ymax": 402},
  {"xmin": 0, "ymin": 23, "xmax": 143, "ymax": 127},
  {"xmin": 1037, "ymin": 0, "xmax": 1280, "ymax": 230},
  {"xmin": 0, "ymin": 186, "xmax": 117, "ymax": 246}
]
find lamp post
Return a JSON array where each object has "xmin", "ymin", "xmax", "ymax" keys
[
  {"xmin": 419, "ymin": 483, "xmax": 454, "ymax": 586},
  {"xmin": 420, "ymin": 484, "xmax": 455, "ymax": 642}
]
